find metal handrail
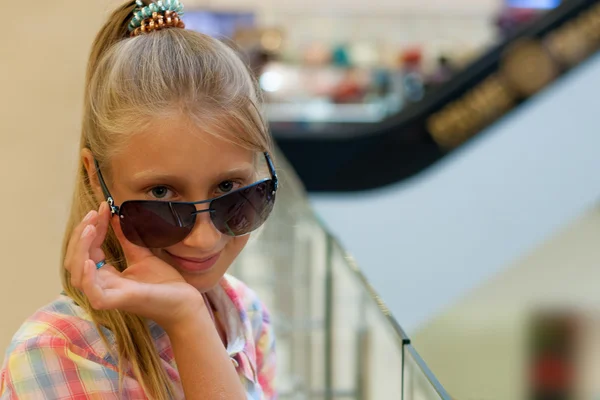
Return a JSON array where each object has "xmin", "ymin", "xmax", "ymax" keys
[{"xmin": 405, "ymin": 344, "xmax": 452, "ymax": 400}]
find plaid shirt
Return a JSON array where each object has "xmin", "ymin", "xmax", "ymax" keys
[{"xmin": 0, "ymin": 274, "xmax": 276, "ymax": 399}]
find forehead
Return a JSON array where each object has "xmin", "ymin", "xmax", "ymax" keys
[{"xmin": 111, "ymin": 116, "xmax": 254, "ymax": 176}]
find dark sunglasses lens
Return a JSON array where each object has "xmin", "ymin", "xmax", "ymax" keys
[
  {"xmin": 119, "ymin": 201, "xmax": 196, "ymax": 248},
  {"xmin": 210, "ymin": 180, "xmax": 276, "ymax": 236}
]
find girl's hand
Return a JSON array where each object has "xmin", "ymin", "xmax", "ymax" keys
[{"xmin": 64, "ymin": 202, "xmax": 206, "ymax": 331}]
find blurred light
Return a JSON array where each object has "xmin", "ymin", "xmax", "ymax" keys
[
  {"xmin": 349, "ymin": 42, "xmax": 380, "ymax": 68},
  {"xmin": 261, "ymin": 30, "xmax": 283, "ymax": 52},
  {"xmin": 183, "ymin": 11, "xmax": 255, "ymax": 38},
  {"xmin": 260, "ymin": 71, "xmax": 283, "ymax": 92},
  {"xmin": 507, "ymin": 0, "xmax": 561, "ymax": 9},
  {"xmin": 304, "ymin": 43, "xmax": 332, "ymax": 65}
]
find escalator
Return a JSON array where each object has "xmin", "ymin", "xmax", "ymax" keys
[
  {"xmin": 272, "ymin": 0, "xmax": 600, "ymax": 192},
  {"xmin": 269, "ymin": 0, "xmax": 600, "ymax": 335}
]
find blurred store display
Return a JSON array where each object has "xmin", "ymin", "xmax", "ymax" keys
[
  {"xmin": 525, "ymin": 308, "xmax": 600, "ymax": 400},
  {"xmin": 271, "ymin": 0, "xmax": 600, "ymax": 192},
  {"xmin": 183, "ymin": 9, "xmax": 474, "ymax": 128},
  {"xmin": 182, "ymin": 0, "xmax": 561, "ymax": 132},
  {"xmin": 497, "ymin": 0, "xmax": 562, "ymax": 37},
  {"xmin": 528, "ymin": 311, "xmax": 578, "ymax": 400},
  {"xmin": 180, "ymin": 0, "xmax": 595, "ymax": 194}
]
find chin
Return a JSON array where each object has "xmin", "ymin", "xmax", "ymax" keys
[
  {"xmin": 180, "ymin": 271, "xmax": 223, "ymax": 292},
  {"xmin": 150, "ymin": 249, "xmax": 226, "ymax": 292}
]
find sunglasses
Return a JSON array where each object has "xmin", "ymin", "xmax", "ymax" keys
[{"xmin": 94, "ymin": 152, "xmax": 278, "ymax": 248}]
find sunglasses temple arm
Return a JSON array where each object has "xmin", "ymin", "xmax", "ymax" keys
[
  {"xmin": 264, "ymin": 152, "xmax": 278, "ymax": 191},
  {"xmin": 93, "ymin": 159, "xmax": 119, "ymax": 215}
]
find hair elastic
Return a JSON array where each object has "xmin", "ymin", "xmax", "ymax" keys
[{"xmin": 128, "ymin": 0, "xmax": 185, "ymax": 37}]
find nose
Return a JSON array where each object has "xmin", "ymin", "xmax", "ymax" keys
[{"xmin": 181, "ymin": 210, "xmax": 222, "ymax": 251}]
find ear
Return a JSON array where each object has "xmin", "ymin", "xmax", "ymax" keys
[{"xmin": 81, "ymin": 148, "xmax": 103, "ymax": 202}]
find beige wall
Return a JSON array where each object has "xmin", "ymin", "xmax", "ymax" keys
[{"xmin": 0, "ymin": 1, "xmax": 122, "ymax": 351}]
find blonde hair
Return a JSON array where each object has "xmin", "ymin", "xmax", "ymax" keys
[{"xmin": 61, "ymin": 1, "xmax": 272, "ymax": 398}]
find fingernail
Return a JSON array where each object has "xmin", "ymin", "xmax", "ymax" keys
[
  {"xmin": 81, "ymin": 225, "xmax": 93, "ymax": 238},
  {"xmin": 100, "ymin": 202, "xmax": 107, "ymax": 213},
  {"xmin": 83, "ymin": 210, "xmax": 95, "ymax": 222}
]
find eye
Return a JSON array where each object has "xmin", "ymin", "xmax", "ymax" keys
[
  {"xmin": 218, "ymin": 180, "xmax": 235, "ymax": 193},
  {"xmin": 149, "ymin": 186, "xmax": 172, "ymax": 199}
]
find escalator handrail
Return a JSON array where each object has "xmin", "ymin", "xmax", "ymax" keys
[{"xmin": 273, "ymin": 0, "xmax": 596, "ymax": 139}]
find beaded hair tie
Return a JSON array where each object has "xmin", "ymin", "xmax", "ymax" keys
[{"xmin": 128, "ymin": 0, "xmax": 185, "ymax": 37}]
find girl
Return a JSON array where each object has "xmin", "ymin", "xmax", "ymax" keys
[{"xmin": 0, "ymin": 1, "xmax": 277, "ymax": 399}]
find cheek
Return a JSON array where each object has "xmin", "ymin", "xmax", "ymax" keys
[{"xmin": 225, "ymin": 236, "xmax": 250, "ymax": 258}]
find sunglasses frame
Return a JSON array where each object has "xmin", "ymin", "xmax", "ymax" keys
[{"xmin": 94, "ymin": 152, "xmax": 278, "ymax": 233}]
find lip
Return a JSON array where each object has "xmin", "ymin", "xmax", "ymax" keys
[{"xmin": 165, "ymin": 251, "xmax": 221, "ymax": 274}]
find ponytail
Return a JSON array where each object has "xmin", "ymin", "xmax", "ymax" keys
[
  {"xmin": 86, "ymin": 1, "xmax": 137, "ymax": 84},
  {"xmin": 64, "ymin": 2, "xmax": 177, "ymax": 399}
]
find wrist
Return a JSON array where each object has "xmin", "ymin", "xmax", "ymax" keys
[{"xmin": 162, "ymin": 294, "xmax": 213, "ymax": 335}]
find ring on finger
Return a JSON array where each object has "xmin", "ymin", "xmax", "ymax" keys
[{"xmin": 95, "ymin": 260, "xmax": 106, "ymax": 270}]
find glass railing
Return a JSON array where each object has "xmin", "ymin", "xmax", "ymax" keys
[{"xmin": 230, "ymin": 151, "xmax": 451, "ymax": 399}]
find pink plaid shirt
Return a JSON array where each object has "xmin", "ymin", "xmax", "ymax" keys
[{"xmin": 0, "ymin": 274, "xmax": 276, "ymax": 399}]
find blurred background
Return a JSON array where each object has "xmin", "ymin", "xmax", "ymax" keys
[{"xmin": 2, "ymin": 0, "xmax": 600, "ymax": 399}]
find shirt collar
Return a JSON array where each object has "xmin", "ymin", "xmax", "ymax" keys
[{"xmin": 215, "ymin": 275, "xmax": 257, "ymax": 382}]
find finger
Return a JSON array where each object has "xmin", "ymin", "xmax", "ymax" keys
[
  {"xmin": 69, "ymin": 224, "xmax": 97, "ymax": 289},
  {"xmin": 97, "ymin": 263, "xmax": 119, "ymax": 276},
  {"xmin": 95, "ymin": 264, "xmax": 121, "ymax": 286},
  {"xmin": 64, "ymin": 210, "xmax": 98, "ymax": 271},
  {"xmin": 83, "ymin": 260, "xmax": 129, "ymax": 311},
  {"xmin": 90, "ymin": 202, "xmax": 110, "ymax": 263},
  {"xmin": 110, "ymin": 215, "xmax": 154, "ymax": 264},
  {"xmin": 81, "ymin": 260, "xmax": 109, "ymax": 310}
]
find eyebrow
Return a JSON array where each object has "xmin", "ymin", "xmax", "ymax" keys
[
  {"xmin": 129, "ymin": 164, "xmax": 255, "ymax": 186},
  {"xmin": 212, "ymin": 165, "xmax": 255, "ymax": 181}
]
